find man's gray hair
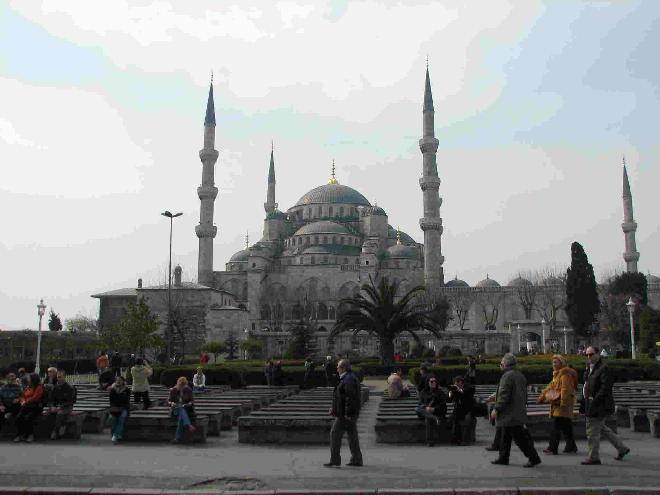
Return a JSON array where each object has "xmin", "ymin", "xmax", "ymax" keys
[
  {"xmin": 501, "ymin": 353, "xmax": 517, "ymax": 367},
  {"xmin": 337, "ymin": 358, "xmax": 351, "ymax": 371}
]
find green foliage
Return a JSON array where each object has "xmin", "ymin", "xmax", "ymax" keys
[
  {"xmin": 48, "ymin": 309, "xmax": 63, "ymax": 332},
  {"xmin": 225, "ymin": 331, "xmax": 239, "ymax": 360},
  {"xmin": 565, "ymin": 242, "xmax": 600, "ymax": 338},
  {"xmin": 287, "ymin": 316, "xmax": 319, "ymax": 359},
  {"xmin": 64, "ymin": 314, "xmax": 98, "ymax": 335},
  {"xmin": 639, "ymin": 306, "xmax": 660, "ymax": 352},
  {"xmin": 239, "ymin": 338, "xmax": 263, "ymax": 360},
  {"xmin": 200, "ymin": 341, "xmax": 227, "ymax": 363},
  {"xmin": 113, "ymin": 298, "xmax": 164, "ymax": 355},
  {"xmin": 332, "ymin": 276, "xmax": 444, "ymax": 365},
  {"xmin": 608, "ymin": 272, "xmax": 648, "ymax": 305}
]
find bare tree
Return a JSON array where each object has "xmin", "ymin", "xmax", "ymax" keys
[
  {"xmin": 478, "ymin": 290, "xmax": 504, "ymax": 330},
  {"xmin": 533, "ymin": 266, "xmax": 566, "ymax": 331},
  {"xmin": 445, "ymin": 289, "xmax": 475, "ymax": 330},
  {"xmin": 510, "ymin": 271, "xmax": 538, "ymax": 320}
]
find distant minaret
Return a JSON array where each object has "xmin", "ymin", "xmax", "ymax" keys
[
  {"xmin": 418, "ymin": 65, "xmax": 444, "ymax": 291},
  {"xmin": 264, "ymin": 142, "xmax": 277, "ymax": 214},
  {"xmin": 622, "ymin": 157, "xmax": 639, "ymax": 273},
  {"xmin": 196, "ymin": 78, "xmax": 219, "ymax": 285}
]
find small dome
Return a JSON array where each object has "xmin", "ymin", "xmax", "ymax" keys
[
  {"xmin": 446, "ymin": 277, "xmax": 469, "ymax": 288},
  {"xmin": 508, "ymin": 276, "xmax": 532, "ymax": 287},
  {"xmin": 367, "ymin": 205, "xmax": 387, "ymax": 216},
  {"xmin": 476, "ymin": 276, "xmax": 500, "ymax": 288},
  {"xmin": 229, "ymin": 249, "xmax": 250, "ymax": 263},
  {"xmin": 293, "ymin": 221, "xmax": 351, "ymax": 236},
  {"xmin": 386, "ymin": 244, "xmax": 419, "ymax": 259},
  {"xmin": 294, "ymin": 183, "xmax": 371, "ymax": 207},
  {"xmin": 387, "ymin": 225, "xmax": 415, "ymax": 244}
]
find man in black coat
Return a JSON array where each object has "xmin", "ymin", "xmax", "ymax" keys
[
  {"xmin": 416, "ymin": 364, "xmax": 430, "ymax": 393},
  {"xmin": 324, "ymin": 359, "xmax": 363, "ymax": 467},
  {"xmin": 581, "ymin": 346, "xmax": 630, "ymax": 465},
  {"xmin": 110, "ymin": 352, "xmax": 122, "ymax": 378}
]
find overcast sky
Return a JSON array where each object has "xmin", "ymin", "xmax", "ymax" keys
[{"xmin": 1, "ymin": 0, "xmax": 658, "ymax": 330}]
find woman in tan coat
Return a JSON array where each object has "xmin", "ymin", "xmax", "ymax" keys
[{"xmin": 538, "ymin": 354, "xmax": 578, "ymax": 455}]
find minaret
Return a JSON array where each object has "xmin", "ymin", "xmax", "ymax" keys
[
  {"xmin": 196, "ymin": 79, "xmax": 219, "ymax": 285},
  {"xmin": 418, "ymin": 65, "xmax": 444, "ymax": 291},
  {"xmin": 264, "ymin": 142, "xmax": 277, "ymax": 213},
  {"xmin": 622, "ymin": 157, "xmax": 639, "ymax": 273}
]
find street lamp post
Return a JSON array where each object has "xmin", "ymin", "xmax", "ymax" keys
[
  {"xmin": 516, "ymin": 324, "xmax": 522, "ymax": 353},
  {"xmin": 35, "ymin": 299, "xmax": 47, "ymax": 375},
  {"xmin": 161, "ymin": 210, "xmax": 183, "ymax": 360},
  {"xmin": 541, "ymin": 318, "xmax": 547, "ymax": 354},
  {"xmin": 626, "ymin": 297, "xmax": 637, "ymax": 360},
  {"xmin": 562, "ymin": 326, "xmax": 569, "ymax": 355}
]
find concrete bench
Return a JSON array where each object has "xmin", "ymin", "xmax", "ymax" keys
[
  {"xmin": 238, "ymin": 415, "xmax": 333, "ymax": 444},
  {"xmin": 375, "ymin": 415, "xmax": 469, "ymax": 444},
  {"xmin": 120, "ymin": 414, "xmax": 209, "ymax": 443},
  {"xmin": 647, "ymin": 410, "xmax": 660, "ymax": 438},
  {"xmin": 0, "ymin": 410, "xmax": 86, "ymax": 440}
]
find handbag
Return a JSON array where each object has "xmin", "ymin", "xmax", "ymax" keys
[{"xmin": 545, "ymin": 389, "xmax": 560, "ymax": 402}]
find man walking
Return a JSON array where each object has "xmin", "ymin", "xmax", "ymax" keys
[
  {"xmin": 490, "ymin": 353, "xmax": 541, "ymax": 467},
  {"xmin": 325, "ymin": 359, "xmax": 363, "ymax": 467},
  {"xmin": 581, "ymin": 346, "xmax": 630, "ymax": 465}
]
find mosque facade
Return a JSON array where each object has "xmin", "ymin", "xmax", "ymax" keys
[{"xmin": 94, "ymin": 69, "xmax": 660, "ymax": 359}]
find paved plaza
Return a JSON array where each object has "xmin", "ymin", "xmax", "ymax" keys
[{"xmin": 0, "ymin": 389, "xmax": 658, "ymax": 492}]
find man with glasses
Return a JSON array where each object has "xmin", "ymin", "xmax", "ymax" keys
[
  {"xmin": 581, "ymin": 346, "xmax": 630, "ymax": 465},
  {"xmin": 490, "ymin": 353, "xmax": 541, "ymax": 467}
]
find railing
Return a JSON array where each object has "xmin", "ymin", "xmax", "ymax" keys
[{"xmin": 340, "ymin": 264, "xmax": 360, "ymax": 271}]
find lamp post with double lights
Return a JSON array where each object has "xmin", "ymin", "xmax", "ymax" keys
[
  {"xmin": 35, "ymin": 299, "xmax": 47, "ymax": 375},
  {"xmin": 626, "ymin": 297, "xmax": 637, "ymax": 360},
  {"xmin": 161, "ymin": 210, "xmax": 183, "ymax": 360}
]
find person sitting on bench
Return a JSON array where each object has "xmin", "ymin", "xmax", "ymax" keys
[
  {"xmin": 168, "ymin": 376, "xmax": 197, "ymax": 443},
  {"xmin": 98, "ymin": 367, "xmax": 115, "ymax": 391},
  {"xmin": 109, "ymin": 375, "xmax": 130, "ymax": 444},
  {"xmin": 415, "ymin": 375, "xmax": 448, "ymax": 446},
  {"xmin": 14, "ymin": 373, "xmax": 44, "ymax": 443},
  {"xmin": 0, "ymin": 372, "xmax": 23, "ymax": 433},
  {"xmin": 192, "ymin": 367, "xmax": 206, "ymax": 392},
  {"xmin": 48, "ymin": 370, "xmax": 76, "ymax": 440},
  {"xmin": 387, "ymin": 368, "xmax": 411, "ymax": 399}
]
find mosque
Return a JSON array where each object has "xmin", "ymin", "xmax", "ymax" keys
[{"xmin": 93, "ymin": 68, "xmax": 659, "ymax": 358}]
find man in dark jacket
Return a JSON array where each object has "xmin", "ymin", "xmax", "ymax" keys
[
  {"xmin": 324, "ymin": 356, "xmax": 335, "ymax": 387},
  {"xmin": 0, "ymin": 373, "xmax": 23, "ymax": 432},
  {"xmin": 110, "ymin": 352, "xmax": 122, "ymax": 378},
  {"xmin": 581, "ymin": 346, "xmax": 630, "ymax": 465},
  {"xmin": 448, "ymin": 375, "xmax": 475, "ymax": 445},
  {"xmin": 48, "ymin": 370, "xmax": 76, "ymax": 439},
  {"xmin": 416, "ymin": 375, "xmax": 447, "ymax": 446},
  {"xmin": 491, "ymin": 353, "xmax": 541, "ymax": 467},
  {"xmin": 325, "ymin": 359, "xmax": 363, "ymax": 467},
  {"xmin": 416, "ymin": 364, "xmax": 430, "ymax": 393}
]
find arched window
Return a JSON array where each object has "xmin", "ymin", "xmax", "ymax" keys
[
  {"xmin": 365, "ymin": 260, "xmax": 369, "ymax": 266},
  {"xmin": 260, "ymin": 305, "xmax": 271, "ymax": 320},
  {"xmin": 329, "ymin": 306, "xmax": 336, "ymax": 320},
  {"xmin": 329, "ymin": 206, "xmax": 333, "ymax": 216},
  {"xmin": 305, "ymin": 237, "xmax": 310, "ymax": 244},
  {"xmin": 343, "ymin": 257, "xmax": 348, "ymax": 264},
  {"xmin": 292, "ymin": 303, "xmax": 303, "ymax": 320},
  {"xmin": 332, "ymin": 236, "xmax": 336, "ymax": 244},
  {"xmin": 317, "ymin": 206, "xmax": 322, "ymax": 217},
  {"xmin": 317, "ymin": 302, "xmax": 328, "ymax": 320},
  {"xmin": 340, "ymin": 206, "xmax": 344, "ymax": 216},
  {"xmin": 311, "ymin": 255, "xmax": 316, "ymax": 265},
  {"xmin": 340, "ymin": 237, "xmax": 344, "ymax": 245},
  {"xmin": 314, "ymin": 236, "xmax": 319, "ymax": 244},
  {"xmin": 322, "ymin": 256, "xmax": 328, "ymax": 264},
  {"xmin": 274, "ymin": 303, "xmax": 283, "ymax": 320},
  {"xmin": 323, "ymin": 236, "xmax": 328, "ymax": 244}
]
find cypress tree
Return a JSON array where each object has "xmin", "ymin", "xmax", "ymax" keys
[{"xmin": 565, "ymin": 242, "xmax": 600, "ymax": 338}]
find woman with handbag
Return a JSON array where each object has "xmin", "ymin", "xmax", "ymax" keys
[
  {"xmin": 108, "ymin": 375, "xmax": 131, "ymax": 444},
  {"xmin": 168, "ymin": 376, "xmax": 197, "ymax": 443},
  {"xmin": 13, "ymin": 373, "xmax": 45, "ymax": 442},
  {"xmin": 537, "ymin": 354, "xmax": 578, "ymax": 455}
]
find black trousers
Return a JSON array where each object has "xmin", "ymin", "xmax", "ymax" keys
[
  {"xmin": 498, "ymin": 425, "xmax": 539, "ymax": 462},
  {"xmin": 549, "ymin": 416, "xmax": 576, "ymax": 452},
  {"xmin": 330, "ymin": 417, "xmax": 363, "ymax": 465},
  {"xmin": 133, "ymin": 391, "xmax": 151, "ymax": 409},
  {"xmin": 15, "ymin": 406, "xmax": 43, "ymax": 437},
  {"xmin": 490, "ymin": 425, "xmax": 503, "ymax": 448}
]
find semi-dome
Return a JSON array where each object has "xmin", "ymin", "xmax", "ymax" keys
[
  {"xmin": 294, "ymin": 183, "xmax": 371, "ymax": 207},
  {"xmin": 508, "ymin": 276, "xmax": 532, "ymax": 287},
  {"xmin": 293, "ymin": 220, "xmax": 351, "ymax": 236},
  {"xmin": 386, "ymin": 244, "xmax": 418, "ymax": 259},
  {"xmin": 446, "ymin": 276, "xmax": 469, "ymax": 288},
  {"xmin": 229, "ymin": 248, "xmax": 250, "ymax": 263},
  {"xmin": 367, "ymin": 205, "xmax": 387, "ymax": 216},
  {"xmin": 476, "ymin": 275, "xmax": 501, "ymax": 288}
]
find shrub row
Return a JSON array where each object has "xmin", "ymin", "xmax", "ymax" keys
[{"xmin": 0, "ymin": 359, "xmax": 97, "ymax": 376}]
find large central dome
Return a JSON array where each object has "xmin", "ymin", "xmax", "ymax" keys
[{"xmin": 294, "ymin": 183, "xmax": 371, "ymax": 207}]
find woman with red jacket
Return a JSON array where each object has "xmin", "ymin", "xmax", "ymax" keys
[{"xmin": 14, "ymin": 372, "xmax": 44, "ymax": 442}]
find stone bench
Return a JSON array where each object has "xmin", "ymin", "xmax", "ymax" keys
[
  {"xmin": 0, "ymin": 410, "xmax": 86, "ymax": 440},
  {"xmin": 647, "ymin": 410, "xmax": 660, "ymax": 438},
  {"xmin": 120, "ymin": 414, "xmax": 209, "ymax": 443},
  {"xmin": 375, "ymin": 415, "xmax": 474, "ymax": 444},
  {"xmin": 238, "ymin": 415, "xmax": 333, "ymax": 444}
]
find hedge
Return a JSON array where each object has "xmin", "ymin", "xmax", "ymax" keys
[{"xmin": 0, "ymin": 359, "xmax": 97, "ymax": 377}]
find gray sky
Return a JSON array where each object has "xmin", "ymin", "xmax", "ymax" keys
[{"xmin": 1, "ymin": 0, "xmax": 658, "ymax": 330}]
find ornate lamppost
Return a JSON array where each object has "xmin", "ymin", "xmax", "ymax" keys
[
  {"xmin": 516, "ymin": 324, "xmax": 522, "ymax": 353},
  {"xmin": 626, "ymin": 297, "xmax": 637, "ymax": 360},
  {"xmin": 541, "ymin": 318, "xmax": 547, "ymax": 354},
  {"xmin": 35, "ymin": 299, "xmax": 47, "ymax": 375},
  {"xmin": 161, "ymin": 210, "xmax": 183, "ymax": 360},
  {"xmin": 561, "ymin": 326, "xmax": 571, "ymax": 355}
]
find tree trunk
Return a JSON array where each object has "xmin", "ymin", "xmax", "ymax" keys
[{"xmin": 379, "ymin": 336, "xmax": 395, "ymax": 365}]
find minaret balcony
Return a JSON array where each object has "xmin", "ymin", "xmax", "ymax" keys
[
  {"xmin": 419, "ymin": 217, "xmax": 443, "ymax": 232},
  {"xmin": 199, "ymin": 149, "xmax": 219, "ymax": 162},
  {"xmin": 621, "ymin": 221, "xmax": 637, "ymax": 233},
  {"xmin": 195, "ymin": 224, "xmax": 217, "ymax": 238},
  {"xmin": 198, "ymin": 186, "xmax": 218, "ymax": 200},
  {"xmin": 623, "ymin": 251, "xmax": 640, "ymax": 262},
  {"xmin": 419, "ymin": 176, "xmax": 441, "ymax": 190},
  {"xmin": 418, "ymin": 137, "xmax": 439, "ymax": 153}
]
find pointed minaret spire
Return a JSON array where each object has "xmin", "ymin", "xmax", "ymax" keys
[
  {"xmin": 245, "ymin": 231, "xmax": 249, "ymax": 249},
  {"xmin": 328, "ymin": 159, "xmax": 339, "ymax": 184},
  {"xmin": 621, "ymin": 156, "xmax": 639, "ymax": 273},
  {"xmin": 197, "ymin": 79, "xmax": 220, "ymax": 285},
  {"xmin": 419, "ymin": 64, "xmax": 444, "ymax": 291},
  {"xmin": 264, "ymin": 143, "xmax": 278, "ymax": 213}
]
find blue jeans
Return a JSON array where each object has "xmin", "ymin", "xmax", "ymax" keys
[
  {"xmin": 175, "ymin": 407, "xmax": 192, "ymax": 440},
  {"xmin": 111, "ymin": 409, "xmax": 128, "ymax": 439},
  {"xmin": 416, "ymin": 404, "xmax": 432, "ymax": 418}
]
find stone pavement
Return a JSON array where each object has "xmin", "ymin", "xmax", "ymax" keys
[{"xmin": 0, "ymin": 391, "xmax": 659, "ymax": 492}]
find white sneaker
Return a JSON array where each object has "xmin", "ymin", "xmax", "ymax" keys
[
  {"xmin": 111, "ymin": 435, "xmax": 118, "ymax": 444},
  {"xmin": 58, "ymin": 426, "xmax": 66, "ymax": 437}
]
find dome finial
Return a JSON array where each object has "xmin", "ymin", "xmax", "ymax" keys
[
  {"xmin": 396, "ymin": 227, "xmax": 401, "ymax": 245},
  {"xmin": 328, "ymin": 159, "xmax": 338, "ymax": 184},
  {"xmin": 245, "ymin": 231, "xmax": 249, "ymax": 249}
]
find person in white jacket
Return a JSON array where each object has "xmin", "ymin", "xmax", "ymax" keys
[
  {"xmin": 193, "ymin": 367, "xmax": 206, "ymax": 392},
  {"xmin": 130, "ymin": 358, "xmax": 152, "ymax": 409}
]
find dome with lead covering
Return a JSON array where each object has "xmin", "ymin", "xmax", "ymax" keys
[
  {"xmin": 229, "ymin": 249, "xmax": 249, "ymax": 262},
  {"xmin": 508, "ymin": 276, "xmax": 532, "ymax": 287},
  {"xmin": 446, "ymin": 277, "xmax": 469, "ymax": 288},
  {"xmin": 294, "ymin": 183, "xmax": 371, "ymax": 207},
  {"xmin": 386, "ymin": 244, "xmax": 419, "ymax": 259},
  {"xmin": 293, "ymin": 221, "xmax": 351, "ymax": 236},
  {"xmin": 476, "ymin": 276, "xmax": 500, "ymax": 288}
]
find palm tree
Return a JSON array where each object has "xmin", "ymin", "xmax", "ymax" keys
[{"xmin": 331, "ymin": 277, "xmax": 447, "ymax": 364}]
